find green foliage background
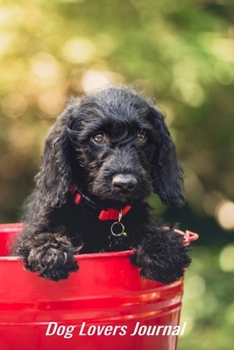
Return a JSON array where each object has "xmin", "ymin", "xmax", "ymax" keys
[{"xmin": 0, "ymin": 0, "xmax": 234, "ymax": 348}]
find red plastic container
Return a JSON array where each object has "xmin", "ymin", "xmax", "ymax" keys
[{"xmin": 0, "ymin": 223, "xmax": 192, "ymax": 350}]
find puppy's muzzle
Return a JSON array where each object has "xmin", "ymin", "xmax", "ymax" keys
[{"xmin": 112, "ymin": 174, "xmax": 137, "ymax": 192}]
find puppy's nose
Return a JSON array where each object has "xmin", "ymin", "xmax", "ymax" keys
[{"xmin": 112, "ymin": 174, "xmax": 137, "ymax": 191}]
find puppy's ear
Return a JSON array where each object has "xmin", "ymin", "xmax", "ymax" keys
[
  {"xmin": 35, "ymin": 107, "xmax": 75, "ymax": 208},
  {"xmin": 150, "ymin": 108, "xmax": 185, "ymax": 207}
]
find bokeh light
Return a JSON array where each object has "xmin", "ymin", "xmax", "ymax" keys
[
  {"xmin": 2, "ymin": 92, "xmax": 28, "ymax": 118},
  {"xmin": 62, "ymin": 38, "xmax": 96, "ymax": 64},
  {"xmin": 215, "ymin": 201, "xmax": 234, "ymax": 230},
  {"xmin": 183, "ymin": 275, "xmax": 206, "ymax": 300},
  {"xmin": 38, "ymin": 90, "xmax": 65, "ymax": 116},
  {"xmin": 219, "ymin": 244, "xmax": 234, "ymax": 272},
  {"xmin": 81, "ymin": 70, "xmax": 123, "ymax": 92}
]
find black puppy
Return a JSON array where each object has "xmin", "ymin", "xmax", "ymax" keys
[{"xmin": 13, "ymin": 86, "xmax": 190, "ymax": 284}]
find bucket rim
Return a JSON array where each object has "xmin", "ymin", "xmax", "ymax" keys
[
  {"xmin": 0, "ymin": 223, "xmax": 135, "ymax": 261},
  {"xmin": 0, "ymin": 249, "xmax": 135, "ymax": 262}
]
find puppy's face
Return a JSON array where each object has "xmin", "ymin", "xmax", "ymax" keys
[{"xmin": 69, "ymin": 91, "xmax": 159, "ymax": 204}]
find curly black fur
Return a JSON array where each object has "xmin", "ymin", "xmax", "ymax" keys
[{"xmin": 12, "ymin": 86, "xmax": 191, "ymax": 283}]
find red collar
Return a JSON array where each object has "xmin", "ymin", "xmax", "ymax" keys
[
  {"xmin": 98, "ymin": 205, "xmax": 131, "ymax": 221},
  {"xmin": 70, "ymin": 185, "xmax": 132, "ymax": 221}
]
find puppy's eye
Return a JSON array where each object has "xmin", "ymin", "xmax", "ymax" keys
[
  {"xmin": 136, "ymin": 131, "xmax": 147, "ymax": 144},
  {"xmin": 92, "ymin": 132, "xmax": 105, "ymax": 143}
]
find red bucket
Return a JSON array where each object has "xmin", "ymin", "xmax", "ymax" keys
[{"xmin": 0, "ymin": 224, "xmax": 195, "ymax": 350}]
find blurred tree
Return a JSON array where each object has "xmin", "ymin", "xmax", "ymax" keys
[
  {"xmin": 1, "ymin": 0, "xmax": 234, "ymax": 233},
  {"xmin": 0, "ymin": 1, "xmax": 234, "ymax": 348}
]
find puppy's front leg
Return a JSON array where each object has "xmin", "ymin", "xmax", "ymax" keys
[
  {"xmin": 14, "ymin": 231, "xmax": 79, "ymax": 281},
  {"xmin": 131, "ymin": 226, "xmax": 191, "ymax": 284}
]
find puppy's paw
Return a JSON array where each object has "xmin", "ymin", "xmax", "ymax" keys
[
  {"xmin": 131, "ymin": 251, "xmax": 190, "ymax": 284},
  {"xmin": 131, "ymin": 230, "xmax": 191, "ymax": 284},
  {"xmin": 17, "ymin": 233, "xmax": 79, "ymax": 281},
  {"xmin": 139, "ymin": 263, "xmax": 185, "ymax": 284}
]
